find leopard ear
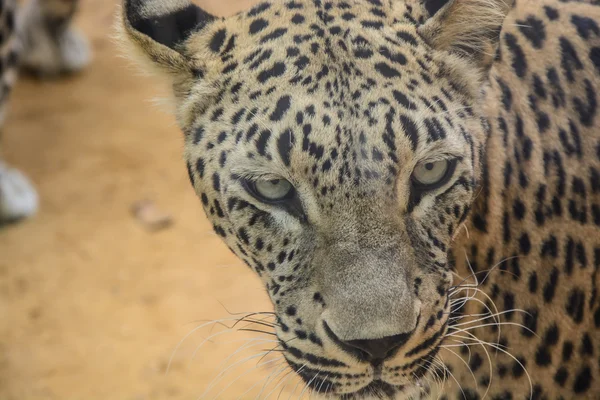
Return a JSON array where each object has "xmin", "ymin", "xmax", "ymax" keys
[
  {"xmin": 118, "ymin": 0, "xmax": 217, "ymax": 75},
  {"xmin": 418, "ymin": 0, "xmax": 512, "ymax": 72},
  {"xmin": 422, "ymin": 0, "xmax": 449, "ymax": 17}
]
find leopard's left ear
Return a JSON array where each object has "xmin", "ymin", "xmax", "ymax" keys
[
  {"xmin": 418, "ymin": 0, "xmax": 513, "ymax": 73},
  {"xmin": 118, "ymin": 0, "xmax": 218, "ymax": 76}
]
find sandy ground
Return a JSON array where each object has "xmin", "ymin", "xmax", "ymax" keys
[{"xmin": 0, "ymin": 1, "xmax": 311, "ymax": 399}]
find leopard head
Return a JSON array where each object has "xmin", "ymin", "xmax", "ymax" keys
[{"xmin": 119, "ymin": 0, "xmax": 510, "ymax": 397}]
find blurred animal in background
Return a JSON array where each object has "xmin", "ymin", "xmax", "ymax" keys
[{"xmin": 0, "ymin": 0, "xmax": 90, "ymax": 224}]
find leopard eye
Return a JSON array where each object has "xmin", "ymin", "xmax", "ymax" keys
[
  {"xmin": 248, "ymin": 178, "xmax": 294, "ymax": 202},
  {"xmin": 412, "ymin": 159, "xmax": 456, "ymax": 190}
]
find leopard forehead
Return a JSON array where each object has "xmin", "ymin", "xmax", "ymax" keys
[{"xmin": 180, "ymin": 0, "xmax": 488, "ymax": 206}]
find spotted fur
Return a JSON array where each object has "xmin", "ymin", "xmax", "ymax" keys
[{"xmin": 120, "ymin": 0, "xmax": 600, "ymax": 398}]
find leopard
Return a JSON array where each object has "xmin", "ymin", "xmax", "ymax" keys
[
  {"xmin": 0, "ymin": 0, "xmax": 90, "ymax": 224},
  {"xmin": 119, "ymin": 0, "xmax": 600, "ymax": 398}
]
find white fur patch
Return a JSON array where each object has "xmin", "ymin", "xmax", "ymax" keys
[
  {"xmin": 0, "ymin": 162, "xmax": 39, "ymax": 222},
  {"xmin": 58, "ymin": 27, "xmax": 92, "ymax": 73},
  {"xmin": 139, "ymin": 0, "xmax": 192, "ymax": 19},
  {"xmin": 19, "ymin": 0, "xmax": 91, "ymax": 76}
]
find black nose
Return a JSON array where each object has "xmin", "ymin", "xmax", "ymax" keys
[
  {"xmin": 346, "ymin": 333, "xmax": 413, "ymax": 361},
  {"xmin": 323, "ymin": 322, "xmax": 415, "ymax": 362}
]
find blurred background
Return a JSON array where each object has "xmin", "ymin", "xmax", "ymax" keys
[{"xmin": 0, "ymin": 0, "xmax": 309, "ymax": 399}]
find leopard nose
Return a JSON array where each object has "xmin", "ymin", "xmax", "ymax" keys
[
  {"xmin": 324, "ymin": 322, "xmax": 415, "ymax": 362},
  {"xmin": 346, "ymin": 334, "xmax": 413, "ymax": 361}
]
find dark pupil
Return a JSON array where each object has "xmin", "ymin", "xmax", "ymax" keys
[
  {"xmin": 425, "ymin": 163, "xmax": 435, "ymax": 171},
  {"xmin": 270, "ymin": 179, "xmax": 280, "ymax": 185}
]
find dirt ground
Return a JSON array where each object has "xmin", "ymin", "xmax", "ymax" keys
[{"xmin": 0, "ymin": 1, "xmax": 311, "ymax": 399}]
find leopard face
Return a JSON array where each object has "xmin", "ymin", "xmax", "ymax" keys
[{"xmin": 120, "ymin": 0, "xmax": 510, "ymax": 397}]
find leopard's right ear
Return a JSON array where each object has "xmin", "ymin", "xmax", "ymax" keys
[
  {"xmin": 118, "ymin": 0, "xmax": 218, "ymax": 76},
  {"xmin": 417, "ymin": 0, "xmax": 512, "ymax": 74}
]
